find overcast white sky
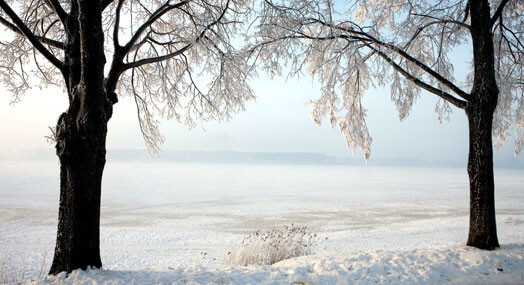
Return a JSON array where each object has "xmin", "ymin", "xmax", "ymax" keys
[{"xmin": 0, "ymin": 42, "xmax": 522, "ymax": 166}]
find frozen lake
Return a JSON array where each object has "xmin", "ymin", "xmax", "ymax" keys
[{"xmin": 1, "ymin": 161, "xmax": 523, "ymax": 281}]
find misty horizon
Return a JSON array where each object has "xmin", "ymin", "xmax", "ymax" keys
[{"xmin": 2, "ymin": 148, "xmax": 523, "ymax": 169}]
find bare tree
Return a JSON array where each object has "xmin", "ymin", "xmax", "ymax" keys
[
  {"xmin": 0, "ymin": 0, "xmax": 254, "ymax": 274},
  {"xmin": 251, "ymin": 0, "xmax": 523, "ymax": 250}
]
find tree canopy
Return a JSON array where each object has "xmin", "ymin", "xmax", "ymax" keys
[
  {"xmin": 250, "ymin": 0, "xmax": 523, "ymax": 159},
  {"xmin": 0, "ymin": 0, "xmax": 255, "ymax": 152}
]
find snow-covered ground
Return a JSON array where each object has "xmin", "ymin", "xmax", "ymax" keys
[{"xmin": 1, "ymin": 161, "xmax": 523, "ymax": 284}]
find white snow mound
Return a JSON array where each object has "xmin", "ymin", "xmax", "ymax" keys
[{"xmin": 32, "ymin": 245, "xmax": 524, "ymax": 285}]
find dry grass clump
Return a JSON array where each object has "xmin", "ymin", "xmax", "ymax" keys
[
  {"xmin": 1, "ymin": 251, "xmax": 47, "ymax": 284},
  {"xmin": 0, "ymin": 261, "xmax": 26, "ymax": 285},
  {"xmin": 225, "ymin": 224, "xmax": 317, "ymax": 266}
]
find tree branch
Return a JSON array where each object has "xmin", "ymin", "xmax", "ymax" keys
[
  {"xmin": 110, "ymin": 0, "xmax": 232, "ymax": 101},
  {"xmin": 411, "ymin": 13, "xmax": 470, "ymax": 29},
  {"xmin": 0, "ymin": 15, "xmax": 66, "ymax": 49},
  {"xmin": 123, "ymin": 0, "xmax": 230, "ymax": 70},
  {"xmin": 106, "ymin": 0, "xmax": 189, "ymax": 97},
  {"xmin": 113, "ymin": 0, "xmax": 124, "ymax": 50},
  {"xmin": 102, "ymin": 0, "xmax": 115, "ymax": 11},
  {"xmin": 260, "ymin": 25, "xmax": 470, "ymax": 103},
  {"xmin": 0, "ymin": 0, "xmax": 63, "ymax": 69},
  {"xmin": 184, "ymin": 54, "xmax": 216, "ymax": 107},
  {"xmin": 463, "ymin": 0, "xmax": 470, "ymax": 22},
  {"xmin": 309, "ymin": 18, "xmax": 470, "ymax": 100},
  {"xmin": 123, "ymin": 44, "xmax": 191, "ymax": 69},
  {"xmin": 122, "ymin": 0, "xmax": 189, "ymax": 56},
  {"xmin": 490, "ymin": 0, "xmax": 510, "ymax": 27},
  {"xmin": 368, "ymin": 37, "xmax": 469, "ymax": 100},
  {"xmin": 500, "ymin": 23, "xmax": 524, "ymax": 52},
  {"xmin": 368, "ymin": 44, "xmax": 467, "ymax": 109},
  {"xmin": 44, "ymin": 0, "xmax": 67, "ymax": 25}
]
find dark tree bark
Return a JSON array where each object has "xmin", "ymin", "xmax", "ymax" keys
[
  {"xmin": 49, "ymin": 0, "xmax": 113, "ymax": 274},
  {"xmin": 465, "ymin": 0, "xmax": 499, "ymax": 250},
  {"xmin": 466, "ymin": 107, "xmax": 499, "ymax": 250}
]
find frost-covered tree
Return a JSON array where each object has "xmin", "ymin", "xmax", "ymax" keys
[
  {"xmin": 0, "ymin": 0, "xmax": 254, "ymax": 274},
  {"xmin": 251, "ymin": 0, "xmax": 523, "ymax": 250}
]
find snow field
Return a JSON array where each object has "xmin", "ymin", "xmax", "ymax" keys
[{"xmin": 1, "ymin": 161, "xmax": 523, "ymax": 284}]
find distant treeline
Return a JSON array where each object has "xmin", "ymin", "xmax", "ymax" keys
[{"xmin": 2, "ymin": 149, "xmax": 523, "ymax": 168}]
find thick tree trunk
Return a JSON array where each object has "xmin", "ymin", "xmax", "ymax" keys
[
  {"xmin": 466, "ymin": 107, "xmax": 499, "ymax": 250},
  {"xmin": 49, "ymin": 106, "xmax": 108, "ymax": 274},
  {"xmin": 465, "ymin": 0, "xmax": 499, "ymax": 250},
  {"xmin": 49, "ymin": 0, "xmax": 111, "ymax": 274}
]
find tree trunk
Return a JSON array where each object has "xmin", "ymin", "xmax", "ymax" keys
[
  {"xmin": 49, "ymin": 0, "xmax": 111, "ymax": 274},
  {"xmin": 465, "ymin": 0, "xmax": 499, "ymax": 250},
  {"xmin": 49, "ymin": 105, "xmax": 108, "ymax": 274},
  {"xmin": 466, "ymin": 107, "xmax": 499, "ymax": 250}
]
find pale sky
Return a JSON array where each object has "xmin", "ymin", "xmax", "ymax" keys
[{"xmin": 0, "ymin": 44, "xmax": 522, "ymax": 166}]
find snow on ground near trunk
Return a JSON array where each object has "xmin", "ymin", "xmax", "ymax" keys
[
  {"xmin": 1, "ymin": 161, "xmax": 523, "ymax": 284},
  {"xmin": 33, "ymin": 245, "xmax": 524, "ymax": 284}
]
